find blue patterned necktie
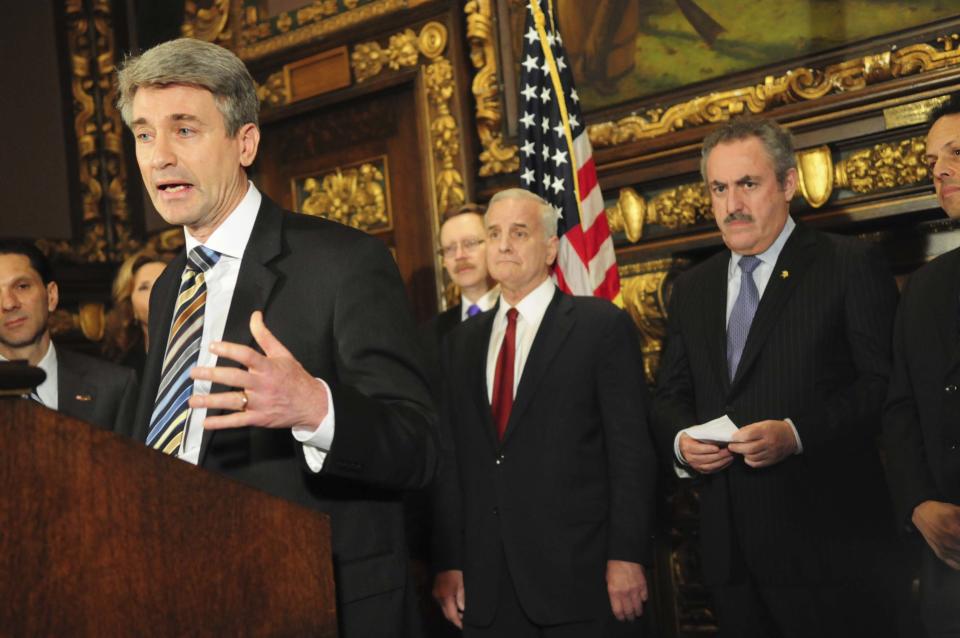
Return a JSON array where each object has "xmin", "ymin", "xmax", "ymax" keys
[
  {"xmin": 727, "ymin": 255, "xmax": 762, "ymax": 380},
  {"xmin": 467, "ymin": 303, "xmax": 482, "ymax": 318},
  {"xmin": 146, "ymin": 246, "xmax": 220, "ymax": 454}
]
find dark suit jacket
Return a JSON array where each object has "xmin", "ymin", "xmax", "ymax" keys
[
  {"xmin": 434, "ymin": 290, "xmax": 656, "ymax": 626},
  {"xmin": 420, "ymin": 304, "xmax": 461, "ymax": 400},
  {"xmin": 57, "ymin": 347, "xmax": 138, "ymax": 435},
  {"xmin": 883, "ymin": 246, "xmax": 960, "ymax": 527},
  {"xmin": 132, "ymin": 197, "xmax": 438, "ymax": 634},
  {"xmin": 652, "ymin": 224, "xmax": 898, "ymax": 586}
]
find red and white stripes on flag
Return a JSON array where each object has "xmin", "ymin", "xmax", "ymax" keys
[{"xmin": 518, "ymin": 0, "xmax": 620, "ymax": 302}]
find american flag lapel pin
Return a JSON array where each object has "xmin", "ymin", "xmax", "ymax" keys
[
  {"xmin": 780, "ymin": 270, "xmax": 789, "ymax": 279},
  {"xmin": 75, "ymin": 393, "xmax": 92, "ymax": 402}
]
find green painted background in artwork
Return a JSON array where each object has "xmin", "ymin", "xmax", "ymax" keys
[{"xmin": 543, "ymin": 0, "xmax": 958, "ymax": 112}]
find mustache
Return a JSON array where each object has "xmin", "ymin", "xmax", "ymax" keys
[{"xmin": 723, "ymin": 212, "xmax": 754, "ymax": 224}]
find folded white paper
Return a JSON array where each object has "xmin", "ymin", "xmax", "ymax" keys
[{"xmin": 684, "ymin": 414, "xmax": 738, "ymax": 445}]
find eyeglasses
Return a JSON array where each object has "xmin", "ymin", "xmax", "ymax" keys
[{"xmin": 438, "ymin": 238, "xmax": 485, "ymax": 258}]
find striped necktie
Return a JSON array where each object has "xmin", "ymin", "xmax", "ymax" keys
[
  {"xmin": 146, "ymin": 246, "xmax": 220, "ymax": 454},
  {"xmin": 727, "ymin": 255, "xmax": 761, "ymax": 380}
]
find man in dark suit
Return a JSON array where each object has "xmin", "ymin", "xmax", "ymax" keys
[
  {"xmin": 0, "ymin": 240, "xmax": 138, "ymax": 433},
  {"xmin": 432, "ymin": 188, "xmax": 656, "ymax": 637},
  {"xmin": 116, "ymin": 39, "xmax": 437, "ymax": 638},
  {"xmin": 883, "ymin": 96, "xmax": 960, "ymax": 637},
  {"xmin": 652, "ymin": 118, "xmax": 899, "ymax": 638}
]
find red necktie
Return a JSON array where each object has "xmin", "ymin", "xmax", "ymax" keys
[{"xmin": 491, "ymin": 308, "xmax": 518, "ymax": 440}]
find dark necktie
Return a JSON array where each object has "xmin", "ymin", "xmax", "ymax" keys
[
  {"xmin": 491, "ymin": 308, "xmax": 518, "ymax": 440},
  {"xmin": 28, "ymin": 389, "xmax": 44, "ymax": 406},
  {"xmin": 727, "ymin": 255, "xmax": 761, "ymax": 380},
  {"xmin": 146, "ymin": 246, "xmax": 220, "ymax": 454},
  {"xmin": 467, "ymin": 303, "xmax": 481, "ymax": 318}
]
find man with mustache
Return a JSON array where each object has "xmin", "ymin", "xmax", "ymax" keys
[
  {"xmin": 883, "ymin": 95, "xmax": 960, "ymax": 636},
  {"xmin": 652, "ymin": 118, "xmax": 899, "ymax": 637},
  {"xmin": 0, "ymin": 240, "xmax": 138, "ymax": 433}
]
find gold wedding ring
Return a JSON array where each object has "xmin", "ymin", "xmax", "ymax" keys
[{"xmin": 239, "ymin": 390, "xmax": 248, "ymax": 411}]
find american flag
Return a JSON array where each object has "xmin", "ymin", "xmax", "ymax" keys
[{"xmin": 518, "ymin": 0, "xmax": 620, "ymax": 302}]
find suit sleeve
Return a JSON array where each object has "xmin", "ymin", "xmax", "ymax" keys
[
  {"xmin": 650, "ymin": 278, "xmax": 699, "ymax": 463},
  {"xmin": 431, "ymin": 336, "xmax": 465, "ymax": 571},
  {"xmin": 598, "ymin": 308, "xmax": 657, "ymax": 564},
  {"xmin": 882, "ymin": 276, "xmax": 942, "ymax": 528},
  {"xmin": 112, "ymin": 367, "xmax": 139, "ymax": 438},
  {"xmin": 791, "ymin": 243, "xmax": 898, "ymax": 454},
  {"xmin": 317, "ymin": 235, "xmax": 439, "ymax": 491}
]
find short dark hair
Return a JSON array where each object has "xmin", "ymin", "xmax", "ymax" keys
[
  {"xmin": 440, "ymin": 202, "xmax": 486, "ymax": 226},
  {"xmin": 701, "ymin": 117, "xmax": 796, "ymax": 188},
  {"xmin": 928, "ymin": 93, "xmax": 960, "ymax": 126},
  {"xmin": 0, "ymin": 239, "xmax": 52, "ymax": 284}
]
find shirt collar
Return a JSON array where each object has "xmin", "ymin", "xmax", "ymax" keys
[
  {"xmin": 495, "ymin": 276, "xmax": 556, "ymax": 326},
  {"xmin": 729, "ymin": 215, "xmax": 796, "ymax": 278},
  {"xmin": 461, "ymin": 285, "xmax": 500, "ymax": 314},
  {"xmin": 183, "ymin": 181, "xmax": 262, "ymax": 260}
]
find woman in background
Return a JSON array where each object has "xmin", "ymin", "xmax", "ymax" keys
[{"xmin": 102, "ymin": 248, "xmax": 172, "ymax": 378}]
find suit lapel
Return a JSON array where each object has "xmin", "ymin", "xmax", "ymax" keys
[
  {"xmin": 501, "ymin": 290, "xmax": 573, "ymax": 445},
  {"xmin": 730, "ymin": 224, "xmax": 818, "ymax": 390},
  {"xmin": 468, "ymin": 308, "xmax": 499, "ymax": 450},
  {"xmin": 56, "ymin": 350, "xmax": 91, "ymax": 420},
  {"xmin": 198, "ymin": 198, "xmax": 283, "ymax": 464},
  {"xmin": 702, "ymin": 254, "xmax": 732, "ymax": 392},
  {"xmin": 934, "ymin": 250, "xmax": 960, "ymax": 377}
]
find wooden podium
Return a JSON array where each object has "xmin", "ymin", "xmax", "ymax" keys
[{"xmin": 0, "ymin": 398, "xmax": 338, "ymax": 637}]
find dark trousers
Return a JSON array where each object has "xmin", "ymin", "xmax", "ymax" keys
[
  {"xmin": 463, "ymin": 558, "xmax": 643, "ymax": 638},
  {"xmin": 713, "ymin": 574, "xmax": 897, "ymax": 638},
  {"xmin": 921, "ymin": 546, "xmax": 960, "ymax": 638}
]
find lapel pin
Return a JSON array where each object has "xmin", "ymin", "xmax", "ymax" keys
[
  {"xmin": 74, "ymin": 393, "xmax": 92, "ymax": 402},
  {"xmin": 780, "ymin": 270, "xmax": 789, "ymax": 279}
]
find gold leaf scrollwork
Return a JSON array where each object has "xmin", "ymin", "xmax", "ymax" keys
[
  {"xmin": 607, "ymin": 184, "xmax": 712, "ymax": 243},
  {"xmin": 620, "ymin": 259, "xmax": 686, "ymax": 383},
  {"xmin": 465, "ymin": 0, "xmax": 519, "ymax": 176},
  {"xmin": 182, "ymin": 0, "xmax": 232, "ymax": 45},
  {"xmin": 834, "ymin": 136, "xmax": 929, "ymax": 194},
  {"xmin": 59, "ymin": 0, "xmax": 136, "ymax": 263},
  {"xmin": 297, "ymin": 162, "xmax": 391, "ymax": 232},
  {"xmin": 589, "ymin": 34, "xmax": 960, "ymax": 149},
  {"xmin": 795, "ymin": 146, "xmax": 834, "ymax": 208},
  {"xmin": 351, "ymin": 28, "xmax": 419, "ymax": 82},
  {"xmin": 351, "ymin": 22, "xmax": 465, "ymax": 214},
  {"xmin": 256, "ymin": 70, "xmax": 290, "ymax": 108}
]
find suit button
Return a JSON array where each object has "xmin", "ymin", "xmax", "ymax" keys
[
  {"xmin": 949, "ymin": 444, "xmax": 960, "ymax": 452},
  {"xmin": 492, "ymin": 507, "xmax": 499, "ymax": 515},
  {"xmin": 495, "ymin": 454, "xmax": 504, "ymax": 465},
  {"xmin": 946, "ymin": 385, "xmax": 958, "ymax": 393}
]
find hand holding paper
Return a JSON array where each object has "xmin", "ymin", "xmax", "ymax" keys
[{"xmin": 679, "ymin": 415, "xmax": 737, "ymax": 474}]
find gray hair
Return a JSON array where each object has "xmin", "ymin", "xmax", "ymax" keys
[
  {"xmin": 700, "ymin": 118, "xmax": 796, "ymax": 187},
  {"xmin": 116, "ymin": 38, "xmax": 259, "ymax": 136},
  {"xmin": 487, "ymin": 188, "xmax": 559, "ymax": 239}
]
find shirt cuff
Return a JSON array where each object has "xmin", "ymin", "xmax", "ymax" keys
[
  {"xmin": 673, "ymin": 430, "xmax": 693, "ymax": 479},
  {"xmin": 291, "ymin": 378, "xmax": 336, "ymax": 473},
  {"xmin": 784, "ymin": 417, "xmax": 803, "ymax": 454}
]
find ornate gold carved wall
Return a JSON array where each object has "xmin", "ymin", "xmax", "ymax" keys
[
  {"xmin": 351, "ymin": 21, "xmax": 466, "ymax": 215},
  {"xmin": 44, "ymin": 0, "xmax": 136, "ymax": 263},
  {"xmin": 465, "ymin": 0, "xmax": 519, "ymax": 176},
  {"xmin": 292, "ymin": 157, "xmax": 393, "ymax": 232},
  {"xmin": 588, "ymin": 34, "xmax": 960, "ymax": 149}
]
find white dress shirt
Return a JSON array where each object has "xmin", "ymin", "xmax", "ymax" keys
[
  {"xmin": 485, "ymin": 277, "xmax": 555, "ymax": 400},
  {"xmin": 674, "ymin": 216, "xmax": 803, "ymax": 468},
  {"xmin": 177, "ymin": 182, "xmax": 334, "ymax": 470},
  {"xmin": 460, "ymin": 286, "xmax": 500, "ymax": 322},
  {"xmin": 2, "ymin": 341, "xmax": 58, "ymax": 408}
]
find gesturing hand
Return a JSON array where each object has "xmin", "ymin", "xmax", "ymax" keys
[
  {"xmin": 728, "ymin": 419, "xmax": 798, "ymax": 468},
  {"xmin": 188, "ymin": 311, "xmax": 329, "ymax": 430}
]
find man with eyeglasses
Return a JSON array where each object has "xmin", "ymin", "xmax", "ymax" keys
[{"xmin": 427, "ymin": 204, "xmax": 499, "ymax": 347}]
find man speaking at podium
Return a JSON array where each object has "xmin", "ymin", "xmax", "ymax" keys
[{"xmin": 118, "ymin": 39, "xmax": 437, "ymax": 638}]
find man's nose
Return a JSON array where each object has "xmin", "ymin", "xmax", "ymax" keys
[{"xmin": 150, "ymin": 133, "xmax": 177, "ymax": 170}]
